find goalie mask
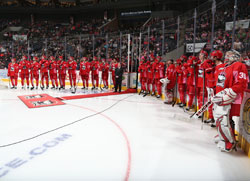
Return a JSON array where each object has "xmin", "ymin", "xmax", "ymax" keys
[{"xmin": 225, "ymin": 49, "xmax": 241, "ymax": 64}]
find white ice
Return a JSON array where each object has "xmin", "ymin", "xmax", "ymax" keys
[{"xmin": 0, "ymin": 88, "xmax": 250, "ymax": 181}]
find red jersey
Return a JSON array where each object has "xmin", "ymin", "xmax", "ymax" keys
[
  {"xmin": 79, "ymin": 61, "xmax": 90, "ymax": 75},
  {"xmin": 91, "ymin": 61, "xmax": 100, "ymax": 75},
  {"xmin": 165, "ymin": 64, "xmax": 176, "ymax": 89},
  {"xmin": 138, "ymin": 63, "xmax": 147, "ymax": 78},
  {"xmin": 19, "ymin": 60, "xmax": 30, "ymax": 74},
  {"xmin": 67, "ymin": 60, "xmax": 77, "ymax": 75},
  {"xmin": 110, "ymin": 63, "xmax": 118, "ymax": 75},
  {"xmin": 197, "ymin": 59, "xmax": 214, "ymax": 88},
  {"xmin": 40, "ymin": 59, "xmax": 49, "ymax": 73},
  {"xmin": 58, "ymin": 61, "xmax": 68, "ymax": 75},
  {"xmin": 187, "ymin": 59, "xmax": 198, "ymax": 86},
  {"xmin": 146, "ymin": 62, "xmax": 154, "ymax": 79},
  {"xmin": 30, "ymin": 62, "xmax": 40, "ymax": 75},
  {"xmin": 176, "ymin": 64, "xmax": 186, "ymax": 84},
  {"xmin": 49, "ymin": 61, "xmax": 58, "ymax": 74},
  {"xmin": 153, "ymin": 62, "xmax": 165, "ymax": 79},
  {"xmin": 216, "ymin": 61, "xmax": 249, "ymax": 104},
  {"xmin": 100, "ymin": 63, "xmax": 109, "ymax": 75},
  {"xmin": 8, "ymin": 63, "xmax": 19, "ymax": 76}
]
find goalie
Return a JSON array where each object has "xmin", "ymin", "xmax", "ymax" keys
[{"xmin": 212, "ymin": 50, "xmax": 249, "ymax": 152}]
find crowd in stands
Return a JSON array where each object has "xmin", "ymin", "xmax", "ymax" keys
[{"xmin": 0, "ymin": 0, "xmax": 249, "ymax": 70}]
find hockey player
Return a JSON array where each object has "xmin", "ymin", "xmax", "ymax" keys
[
  {"xmin": 91, "ymin": 56, "xmax": 100, "ymax": 90},
  {"xmin": 138, "ymin": 57, "xmax": 147, "ymax": 95},
  {"xmin": 30, "ymin": 56, "xmax": 40, "ymax": 90},
  {"xmin": 186, "ymin": 56, "xmax": 198, "ymax": 111},
  {"xmin": 58, "ymin": 56, "xmax": 68, "ymax": 90},
  {"xmin": 7, "ymin": 58, "xmax": 19, "ymax": 89},
  {"xmin": 40, "ymin": 55, "xmax": 49, "ymax": 89},
  {"xmin": 49, "ymin": 56, "xmax": 59, "ymax": 89},
  {"xmin": 100, "ymin": 58, "xmax": 109, "ymax": 89},
  {"xmin": 110, "ymin": 59, "xmax": 118, "ymax": 89},
  {"xmin": 143, "ymin": 57, "xmax": 154, "ymax": 97},
  {"xmin": 162, "ymin": 59, "xmax": 176, "ymax": 104},
  {"xmin": 176, "ymin": 58, "xmax": 187, "ymax": 107},
  {"xmin": 19, "ymin": 55, "xmax": 30, "ymax": 89},
  {"xmin": 196, "ymin": 50, "xmax": 214, "ymax": 121},
  {"xmin": 152, "ymin": 56, "xmax": 165, "ymax": 98},
  {"xmin": 205, "ymin": 50, "xmax": 224, "ymax": 126},
  {"xmin": 68, "ymin": 56, "xmax": 77, "ymax": 89},
  {"xmin": 79, "ymin": 57, "xmax": 90, "ymax": 89},
  {"xmin": 212, "ymin": 50, "xmax": 249, "ymax": 152}
]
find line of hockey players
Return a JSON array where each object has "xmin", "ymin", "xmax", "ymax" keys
[
  {"xmin": 138, "ymin": 49, "xmax": 249, "ymax": 152},
  {"xmin": 7, "ymin": 55, "xmax": 119, "ymax": 90}
]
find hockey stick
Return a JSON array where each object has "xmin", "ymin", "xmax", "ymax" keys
[
  {"xmin": 172, "ymin": 73, "xmax": 178, "ymax": 107},
  {"xmin": 201, "ymin": 69, "xmax": 206, "ymax": 129},
  {"xmin": 190, "ymin": 99, "xmax": 213, "ymax": 119}
]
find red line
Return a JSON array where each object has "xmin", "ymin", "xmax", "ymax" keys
[{"xmin": 68, "ymin": 103, "xmax": 132, "ymax": 181}]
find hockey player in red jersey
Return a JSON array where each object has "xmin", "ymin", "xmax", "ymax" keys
[
  {"xmin": 176, "ymin": 58, "xmax": 187, "ymax": 107},
  {"xmin": 143, "ymin": 58, "xmax": 154, "ymax": 97},
  {"xmin": 152, "ymin": 56, "xmax": 165, "ymax": 98},
  {"xmin": 138, "ymin": 57, "xmax": 147, "ymax": 95},
  {"xmin": 186, "ymin": 56, "xmax": 198, "ymax": 111},
  {"xmin": 49, "ymin": 56, "xmax": 59, "ymax": 89},
  {"xmin": 100, "ymin": 58, "xmax": 109, "ymax": 89},
  {"xmin": 30, "ymin": 56, "xmax": 40, "ymax": 90},
  {"xmin": 161, "ymin": 59, "xmax": 176, "ymax": 104},
  {"xmin": 40, "ymin": 55, "xmax": 49, "ymax": 89},
  {"xmin": 110, "ymin": 59, "xmax": 118, "ymax": 89},
  {"xmin": 58, "ymin": 56, "xmax": 68, "ymax": 90},
  {"xmin": 7, "ymin": 58, "xmax": 19, "ymax": 89},
  {"xmin": 68, "ymin": 56, "xmax": 77, "ymax": 89},
  {"xmin": 91, "ymin": 56, "xmax": 100, "ymax": 90},
  {"xmin": 204, "ymin": 50, "xmax": 224, "ymax": 126},
  {"xmin": 19, "ymin": 55, "xmax": 30, "ymax": 89},
  {"xmin": 79, "ymin": 57, "xmax": 90, "ymax": 89},
  {"xmin": 212, "ymin": 50, "xmax": 249, "ymax": 152},
  {"xmin": 196, "ymin": 50, "xmax": 214, "ymax": 121}
]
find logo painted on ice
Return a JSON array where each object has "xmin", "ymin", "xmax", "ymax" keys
[
  {"xmin": 0, "ymin": 134, "xmax": 72, "ymax": 179},
  {"xmin": 243, "ymin": 98, "xmax": 250, "ymax": 135}
]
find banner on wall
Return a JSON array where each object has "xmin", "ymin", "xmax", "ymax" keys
[
  {"xmin": 225, "ymin": 19, "xmax": 250, "ymax": 31},
  {"xmin": 186, "ymin": 43, "xmax": 206, "ymax": 53}
]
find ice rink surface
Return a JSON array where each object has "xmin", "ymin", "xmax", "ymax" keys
[{"xmin": 0, "ymin": 88, "xmax": 250, "ymax": 181}]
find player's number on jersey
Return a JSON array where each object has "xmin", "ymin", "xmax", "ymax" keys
[{"xmin": 239, "ymin": 72, "xmax": 247, "ymax": 80}]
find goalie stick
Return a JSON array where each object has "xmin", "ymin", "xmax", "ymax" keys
[
  {"xmin": 190, "ymin": 88, "xmax": 215, "ymax": 119},
  {"xmin": 190, "ymin": 98, "xmax": 213, "ymax": 118}
]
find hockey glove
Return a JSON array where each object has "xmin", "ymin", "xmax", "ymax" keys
[{"xmin": 212, "ymin": 88, "xmax": 237, "ymax": 106}]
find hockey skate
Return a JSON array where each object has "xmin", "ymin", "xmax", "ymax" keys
[{"xmin": 30, "ymin": 86, "xmax": 34, "ymax": 90}]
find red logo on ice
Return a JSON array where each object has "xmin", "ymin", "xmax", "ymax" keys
[{"xmin": 18, "ymin": 94, "xmax": 65, "ymax": 108}]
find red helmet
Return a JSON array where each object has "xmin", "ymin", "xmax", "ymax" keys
[
  {"xmin": 59, "ymin": 56, "xmax": 63, "ymax": 60},
  {"xmin": 211, "ymin": 50, "xmax": 223, "ymax": 60},
  {"xmin": 11, "ymin": 58, "xmax": 16, "ymax": 62},
  {"xmin": 42, "ymin": 55, "xmax": 46, "ymax": 59},
  {"xmin": 50, "ymin": 56, "xmax": 55, "ymax": 60},
  {"xmin": 176, "ymin": 59, "xmax": 182, "ymax": 64},
  {"xmin": 180, "ymin": 55, "xmax": 187, "ymax": 61},
  {"xmin": 22, "ymin": 55, "xmax": 27, "ymax": 60},
  {"xmin": 200, "ymin": 50, "xmax": 208, "ymax": 57},
  {"xmin": 33, "ymin": 56, "xmax": 38, "ymax": 61}
]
